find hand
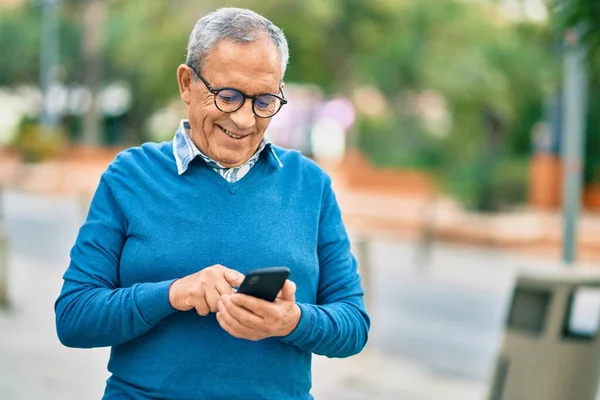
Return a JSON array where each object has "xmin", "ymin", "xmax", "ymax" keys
[
  {"xmin": 216, "ymin": 279, "xmax": 301, "ymax": 341},
  {"xmin": 169, "ymin": 264, "xmax": 245, "ymax": 316}
]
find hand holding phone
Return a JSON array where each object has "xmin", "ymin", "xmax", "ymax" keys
[
  {"xmin": 237, "ymin": 267, "xmax": 290, "ymax": 302},
  {"xmin": 217, "ymin": 267, "xmax": 300, "ymax": 340}
]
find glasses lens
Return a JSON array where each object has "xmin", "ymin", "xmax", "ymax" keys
[
  {"xmin": 254, "ymin": 95, "xmax": 281, "ymax": 118},
  {"xmin": 215, "ymin": 89, "xmax": 244, "ymax": 112}
]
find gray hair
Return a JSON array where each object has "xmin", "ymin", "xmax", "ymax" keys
[{"xmin": 186, "ymin": 8, "xmax": 289, "ymax": 79}]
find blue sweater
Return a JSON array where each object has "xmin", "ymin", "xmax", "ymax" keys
[{"xmin": 54, "ymin": 142, "xmax": 370, "ymax": 400}]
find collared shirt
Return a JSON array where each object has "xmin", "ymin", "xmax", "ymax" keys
[{"xmin": 172, "ymin": 120, "xmax": 281, "ymax": 183}]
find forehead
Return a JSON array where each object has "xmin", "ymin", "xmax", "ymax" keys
[{"xmin": 203, "ymin": 38, "xmax": 283, "ymax": 94}]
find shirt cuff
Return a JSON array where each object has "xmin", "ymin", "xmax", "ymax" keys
[
  {"xmin": 135, "ymin": 279, "xmax": 178, "ymax": 326},
  {"xmin": 279, "ymin": 303, "xmax": 314, "ymax": 346}
]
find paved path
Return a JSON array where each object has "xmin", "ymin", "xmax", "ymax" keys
[{"xmin": 0, "ymin": 251, "xmax": 486, "ymax": 400}]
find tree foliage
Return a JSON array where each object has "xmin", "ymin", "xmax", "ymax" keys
[
  {"xmin": 1, "ymin": 0, "xmax": 597, "ymax": 206},
  {"xmin": 550, "ymin": 0, "xmax": 600, "ymax": 185},
  {"xmin": 551, "ymin": 0, "xmax": 600, "ymax": 56}
]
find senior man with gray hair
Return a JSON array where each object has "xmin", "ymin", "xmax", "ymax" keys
[{"xmin": 54, "ymin": 7, "xmax": 369, "ymax": 399}]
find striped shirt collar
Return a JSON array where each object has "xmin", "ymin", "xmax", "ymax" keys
[{"xmin": 172, "ymin": 120, "xmax": 282, "ymax": 181}]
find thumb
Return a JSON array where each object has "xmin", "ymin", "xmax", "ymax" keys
[
  {"xmin": 279, "ymin": 279, "xmax": 296, "ymax": 301},
  {"xmin": 223, "ymin": 268, "xmax": 245, "ymax": 287}
]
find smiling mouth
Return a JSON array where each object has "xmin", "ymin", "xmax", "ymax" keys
[{"xmin": 218, "ymin": 125, "xmax": 250, "ymax": 140}]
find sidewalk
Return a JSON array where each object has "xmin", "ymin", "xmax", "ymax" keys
[
  {"xmin": 0, "ymin": 254, "xmax": 486, "ymax": 400},
  {"xmin": 312, "ymin": 350, "xmax": 485, "ymax": 399}
]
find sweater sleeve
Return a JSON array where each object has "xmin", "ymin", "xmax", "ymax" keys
[
  {"xmin": 54, "ymin": 173, "xmax": 177, "ymax": 348},
  {"xmin": 279, "ymin": 178, "xmax": 370, "ymax": 357}
]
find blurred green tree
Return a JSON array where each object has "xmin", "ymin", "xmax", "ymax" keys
[
  {"xmin": 551, "ymin": 0, "xmax": 600, "ymax": 186},
  {"xmin": 0, "ymin": 3, "xmax": 83, "ymax": 86},
  {"xmin": 1, "ymin": 0, "xmax": 588, "ymax": 209},
  {"xmin": 552, "ymin": 0, "xmax": 600, "ymax": 55}
]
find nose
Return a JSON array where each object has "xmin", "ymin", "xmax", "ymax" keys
[{"xmin": 229, "ymin": 99, "xmax": 256, "ymax": 130}]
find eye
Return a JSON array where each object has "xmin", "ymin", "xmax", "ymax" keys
[
  {"xmin": 217, "ymin": 90, "xmax": 242, "ymax": 104},
  {"xmin": 255, "ymin": 96, "xmax": 277, "ymax": 110}
]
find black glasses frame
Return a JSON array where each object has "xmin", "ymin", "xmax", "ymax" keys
[{"xmin": 187, "ymin": 64, "xmax": 287, "ymax": 118}]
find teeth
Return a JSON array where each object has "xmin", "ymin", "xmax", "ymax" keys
[{"xmin": 220, "ymin": 126, "xmax": 243, "ymax": 139}]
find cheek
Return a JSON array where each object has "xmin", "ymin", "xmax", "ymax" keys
[
  {"xmin": 190, "ymin": 100, "xmax": 220, "ymax": 128},
  {"xmin": 256, "ymin": 119, "xmax": 271, "ymax": 136},
  {"xmin": 190, "ymin": 93, "xmax": 216, "ymax": 118}
]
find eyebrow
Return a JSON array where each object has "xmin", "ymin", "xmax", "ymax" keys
[{"xmin": 213, "ymin": 82, "xmax": 281, "ymax": 97}]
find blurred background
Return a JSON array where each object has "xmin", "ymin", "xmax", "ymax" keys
[{"xmin": 0, "ymin": 0, "xmax": 599, "ymax": 399}]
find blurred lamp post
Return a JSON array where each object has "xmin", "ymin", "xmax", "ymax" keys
[
  {"xmin": 561, "ymin": 28, "xmax": 588, "ymax": 266},
  {"xmin": 476, "ymin": 107, "xmax": 504, "ymax": 212},
  {"xmin": 0, "ymin": 187, "xmax": 8, "ymax": 309},
  {"xmin": 354, "ymin": 236, "xmax": 371, "ymax": 312},
  {"xmin": 40, "ymin": 0, "xmax": 62, "ymax": 131},
  {"xmin": 82, "ymin": 0, "xmax": 107, "ymax": 146}
]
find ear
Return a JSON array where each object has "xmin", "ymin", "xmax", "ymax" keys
[{"xmin": 177, "ymin": 64, "xmax": 193, "ymax": 105}]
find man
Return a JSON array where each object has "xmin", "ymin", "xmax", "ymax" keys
[{"xmin": 55, "ymin": 7, "xmax": 369, "ymax": 400}]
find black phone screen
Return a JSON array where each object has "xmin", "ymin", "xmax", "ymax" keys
[{"xmin": 237, "ymin": 267, "xmax": 290, "ymax": 302}]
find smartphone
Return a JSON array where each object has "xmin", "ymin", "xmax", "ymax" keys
[{"xmin": 237, "ymin": 267, "xmax": 290, "ymax": 302}]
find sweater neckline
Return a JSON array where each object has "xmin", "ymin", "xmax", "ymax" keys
[{"xmin": 197, "ymin": 153, "xmax": 271, "ymax": 195}]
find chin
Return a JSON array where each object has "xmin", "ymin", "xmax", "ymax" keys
[{"xmin": 217, "ymin": 151, "xmax": 251, "ymax": 168}]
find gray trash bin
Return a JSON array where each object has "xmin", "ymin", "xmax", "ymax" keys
[{"xmin": 488, "ymin": 269, "xmax": 600, "ymax": 400}]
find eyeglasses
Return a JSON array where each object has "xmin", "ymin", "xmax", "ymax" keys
[{"xmin": 187, "ymin": 64, "xmax": 287, "ymax": 119}]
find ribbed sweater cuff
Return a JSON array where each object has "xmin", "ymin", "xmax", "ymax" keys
[{"xmin": 135, "ymin": 279, "xmax": 178, "ymax": 325}]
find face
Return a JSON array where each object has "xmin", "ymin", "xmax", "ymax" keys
[{"xmin": 177, "ymin": 38, "xmax": 283, "ymax": 168}]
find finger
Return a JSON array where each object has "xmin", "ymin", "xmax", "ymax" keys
[
  {"xmin": 222, "ymin": 294, "xmax": 264, "ymax": 328},
  {"xmin": 216, "ymin": 312, "xmax": 243, "ymax": 339},
  {"xmin": 223, "ymin": 268, "xmax": 245, "ymax": 287},
  {"xmin": 216, "ymin": 280, "xmax": 234, "ymax": 296},
  {"xmin": 204, "ymin": 287, "xmax": 221, "ymax": 313},
  {"xmin": 231, "ymin": 293, "xmax": 271, "ymax": 317},
  {"xmin": 194, "ymin": 299, "xmax": 210, "ymax": 317},
  {"xmin": 279, "ymin": 279, "xmax": 297, "ymax": 301},
  {"xmin": 216, "ymin": 310, "xmax": 260, "ymax": 341},
  {"xmin": 217, "ymin": 298, "xmax": 226, "ymax": 313}
]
